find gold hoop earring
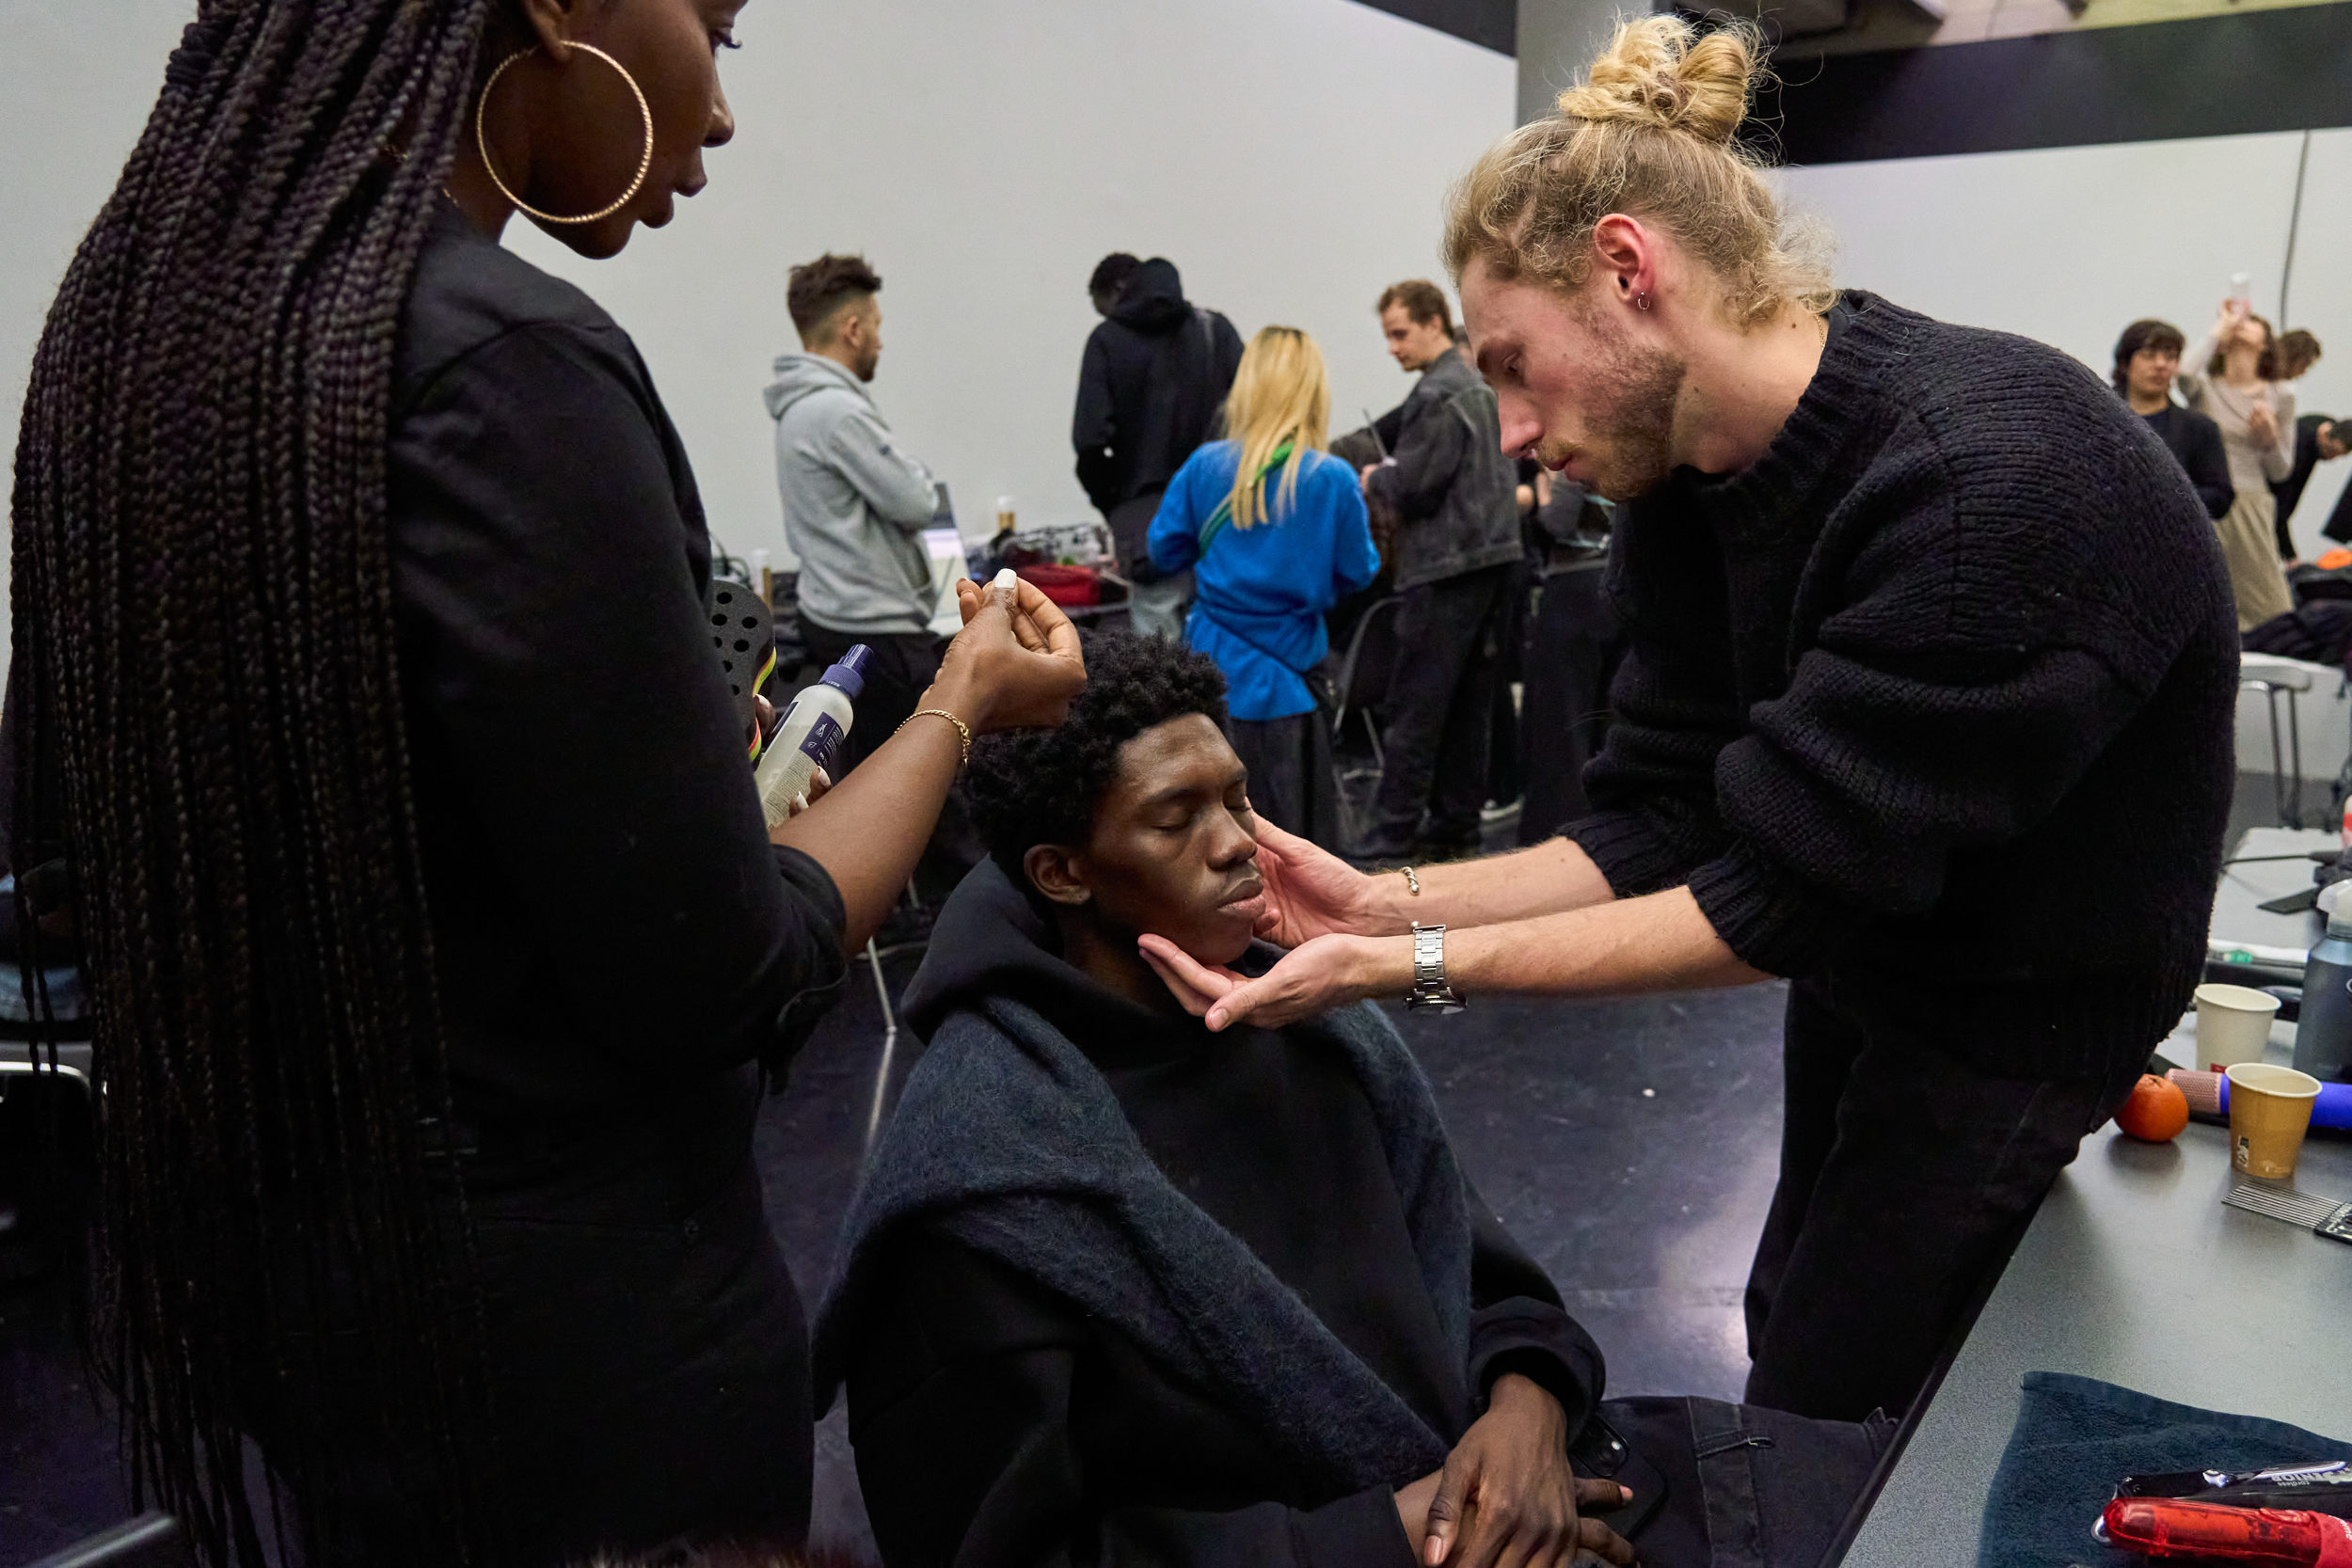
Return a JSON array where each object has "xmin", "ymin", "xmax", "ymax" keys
[{"xmin": 475, "ymin": 43, "xmax": 653, "ymax": 226}]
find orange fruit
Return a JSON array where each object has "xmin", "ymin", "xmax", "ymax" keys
[{"xmin": 2113, "ymin": 1073, "xmax": 2189, "ymax": 1142}]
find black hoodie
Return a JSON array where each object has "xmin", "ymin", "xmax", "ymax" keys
[
  {"xmin": 1071, "ymin": 259, "xmax": 1246, "ymax": 517},
  {"xmin": 835, "ymin": 862, "xmax": 1605, "ymax": 1568}
]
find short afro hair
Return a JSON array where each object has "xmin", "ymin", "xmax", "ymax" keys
[{"xmin": 962, "ymin": 630, "xmax": 1229, "ymax": 885}]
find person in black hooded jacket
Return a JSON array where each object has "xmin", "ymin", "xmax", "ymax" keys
[
  {"xmin": 815, "ymin": 633, "xmax": 1885, "ymax": 1568},
  {"xmin": 1072, "ymin": 257, "xmax": 1246, "ymax": 638}
]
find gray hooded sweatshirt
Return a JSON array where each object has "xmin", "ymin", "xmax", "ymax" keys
[{"xmin": 764, "ymin": 352, "xmax": 939, "ymax": 636}]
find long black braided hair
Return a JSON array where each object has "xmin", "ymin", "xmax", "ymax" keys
[{"xmin": 10, "ymin": 2, "xmax": 507, "ymax": 1560}]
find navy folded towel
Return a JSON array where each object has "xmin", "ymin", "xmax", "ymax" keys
[{"xmin": 1979, "ymin": 1371, "xmax": 2352, "ymax": 1568}]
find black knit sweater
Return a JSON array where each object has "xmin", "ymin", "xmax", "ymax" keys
[{"xmin": 1570, "ymin": 293, "xmax": 2239, "ymax": 1079}]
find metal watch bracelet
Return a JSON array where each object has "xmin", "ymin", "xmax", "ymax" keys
[{"xmin": 1405, "ymin": 921, "xmax": 1465, "ymax": 1014}]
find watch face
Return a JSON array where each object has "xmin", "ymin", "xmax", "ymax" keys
[{"xmin": 1407, "ymin": 986, "xmax": 1465, "ymax": 1015}]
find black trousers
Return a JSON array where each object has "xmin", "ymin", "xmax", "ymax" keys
[
  {"xmin": 800, "ymin": 619, "xmax": 979, "ymax": 903},
  {"xmin": 1741, "ymin": 976, "xmax": 2146, "ymax": 1419},
  {"xmin": 1229, "ymin": 711, "xmax": 1342, "ymax": 851},
  {"xmin": 1517, "ymin": 562, "xmax": 1625, "ymax": 847},
  {"xmin": 1369, "ymin": 563, "xmax": 1514, "ymax": 849}
]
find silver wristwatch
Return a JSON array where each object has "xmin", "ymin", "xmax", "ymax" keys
[{"xmin": 1405, "ymin": 922, "xmax": 1465, "ymax": 1014}]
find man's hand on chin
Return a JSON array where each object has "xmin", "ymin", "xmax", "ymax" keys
[{"xmin": 1136, "ymin": 931, "xmax": 1413, "ymax": 1031}]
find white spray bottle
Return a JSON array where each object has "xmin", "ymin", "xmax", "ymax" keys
[{"xmin": 755, "ymin": 643, "xmax": 871, "ymax": 827}]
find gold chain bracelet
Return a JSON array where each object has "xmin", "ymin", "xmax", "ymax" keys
[{"xmin": 899, "ymin": 707, "xmax": 972, "ymax": 768}]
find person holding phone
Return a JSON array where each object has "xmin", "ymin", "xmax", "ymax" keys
[
  {"xmin": 6, "ymin": 3, "xmax": 1084, "ymax": 1564},
  {"xmin": 2180, "ymin": 298, "xmax": 2296, "ymax": 627}
]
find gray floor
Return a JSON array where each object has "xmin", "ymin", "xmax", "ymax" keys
[{"xmin": 0, "ymin": 768, "xmax": 2317, "ymax": 1565}]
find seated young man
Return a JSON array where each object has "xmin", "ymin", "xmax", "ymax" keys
[{"xmin": 814, "ymin": 633, "xmax": 1884, "ymax": 1568}]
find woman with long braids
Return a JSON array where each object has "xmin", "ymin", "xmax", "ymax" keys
[{"xmin": 8, "ymin": 1, "xmax": 1085, "ymax": 1563}]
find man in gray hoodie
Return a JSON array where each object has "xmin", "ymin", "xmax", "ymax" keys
[{"xmin": 764, "ymin": 253, "xmax": 946, "ymax": 778}]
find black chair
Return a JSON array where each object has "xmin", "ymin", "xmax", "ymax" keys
[
  {"xmin": 1326, "ymin": 594, "xmax": 1404, "ymax": 841},
  {"xmin": 2238, "ymin": 653, "xmax": 2325, "ymax": 829},
  {"xmin": 23, "ymin": 1514, "xmax": 189, "ymax": 1568},
  {"xmin": 1327, "ymin": 594, "xmax": 1402, "ymax": 766}
]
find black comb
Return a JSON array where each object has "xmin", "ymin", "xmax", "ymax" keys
[{"xmin": 2223, "ymin": 1181, "xmax": 2352, "ymax": 1243}]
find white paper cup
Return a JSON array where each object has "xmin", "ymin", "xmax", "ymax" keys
[{"xmin": 2195, "ymin": 983, "xmax": 2281, "ymax": 1070}]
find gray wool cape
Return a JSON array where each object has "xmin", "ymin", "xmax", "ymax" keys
[{"xmin": 811, "ymin": 989, "xmax": 1473, "ymax": 1497}]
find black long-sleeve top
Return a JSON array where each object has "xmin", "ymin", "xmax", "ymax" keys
[
  {"xmin": 389, "ymin": 200, "xmax": 847, "ymax": 1164},
  {"xmin": 2140, "ymin": 402, "xmax": 2234, "ymax": 522},
  {"xmin": 1571, "ymin": 293, "xmax": 2239, "ymax": 1081},
  {"xmin": 843, "ymin": 868, "xmax": 1603, "ymax": 1568},
  {"xmin": 364, "ymin": 200, "xmax": 851, "ymax": 1551}
]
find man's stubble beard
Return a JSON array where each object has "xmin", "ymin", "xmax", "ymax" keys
[
  {"xmin": 1584, "ymin": 319, "xmax": 1684, "ymax": 501},
  {"xmin": 1536, "ymin": 303, "xmax": 1685, "ymax": 500}
]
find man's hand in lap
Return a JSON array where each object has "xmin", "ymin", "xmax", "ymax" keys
[{"xmin": 1422, "ymin": 1373, "xmax": 1636, "ymax": 1568}]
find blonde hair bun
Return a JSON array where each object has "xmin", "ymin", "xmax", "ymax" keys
[{"xmin": 1555, "ymin": 15, "xmax": 1764, "ymax": 146}]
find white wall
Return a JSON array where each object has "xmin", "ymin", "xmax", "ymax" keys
[
  {"xmin": 1778, "ymin": 130, "xmax": 2352, "ymax": 560},
  {"xmin": 1516, "ymin": 0, "xmax": 1627, "ymax": 124},
  {"xmin": 0, "ymin": 0, "xmax": 1514, "ymax": 657},
  {"xmin": 0, "ymin": 0, "xmax": 199, "ymax": 680},
  {"xmin": 1783, "ymin": 133, "xmax": 2352, "ymax": 785},
  {"xmin": 501, "ymin": 0, "xmax": 1516, "ymax": 562}
]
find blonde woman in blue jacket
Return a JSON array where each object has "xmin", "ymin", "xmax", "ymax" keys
[{"xmin": 1150, "ymin": 327, "xmax": 1380, "ymax": 847}]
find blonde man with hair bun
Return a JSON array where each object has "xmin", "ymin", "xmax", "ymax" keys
[
  {"xmin": 1146, "ymin": 326, "xmax": 1378, "ymax": 847},
  {"xmin": 1140, "ymin": 14, "xmax": 2238, "ymax": 1433}
]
